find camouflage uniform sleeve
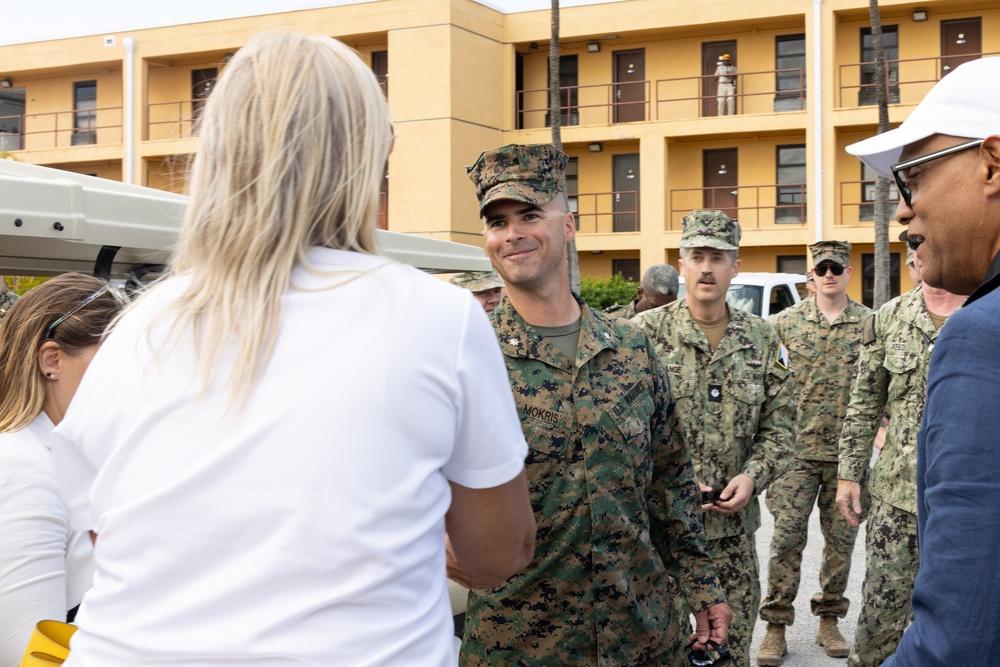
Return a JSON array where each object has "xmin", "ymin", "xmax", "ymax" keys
[
  {"xmin": 644, "ymin": 336, "xmax": 726, "ymax": 612},
  {"xmin": 740, "ymin": 323, "xmax": 796, "ymax": 492},
  {"xmin": 838, "ymin": 312, "xmax": 889, "ymax": 482}
]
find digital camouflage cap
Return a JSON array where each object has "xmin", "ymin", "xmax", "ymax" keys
[
  {"xmin": 467, "ymin": 143, "xmax": 569, "ymax": 214},
  {"xmin": 679, "ymin": 210, "xmax": 741, "ymax": 250},
  {"xmin": 449, "ymin": 270, "xmax": 504, "ymax": 293},
  {"xmin": 906, "ymin": 245, "xmax": 916, "ymax": 266},
  {"xmin": 809, "ymin": 240, "xmax": 852, "ymax": 267}
]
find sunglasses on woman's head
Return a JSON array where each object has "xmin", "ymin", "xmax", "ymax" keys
[{"xmin": 42, "ymin": 283, "xmax": 130, "ymax": 341}]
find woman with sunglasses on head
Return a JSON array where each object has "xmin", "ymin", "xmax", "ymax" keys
[
  {"xmin": 49, "ymin": 32, "xmax": 534, "ymax": 667},
  {"xmin": 0, "ymin": 273, "xmax": 125, "ymax": 666}
]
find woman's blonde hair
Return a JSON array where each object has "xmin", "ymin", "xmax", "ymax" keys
[
  {"xmin": 0, "ymin": 273, "xmax": 121, "ymax": 432},
  {"xmin": 163, "ymin": 32, "xmax": 391, "ymax": 405}
]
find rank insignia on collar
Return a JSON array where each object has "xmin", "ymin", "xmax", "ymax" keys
[{"xmin": 775, "ymin": 344, "xmax": 789, "ymax": 370}]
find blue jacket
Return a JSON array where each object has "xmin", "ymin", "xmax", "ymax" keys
[{"xmin": 883, "ymin": 256, "xmax": 1000, "ymax": 666}]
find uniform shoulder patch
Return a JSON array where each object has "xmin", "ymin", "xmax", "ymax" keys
[
  {"xmin": 862, "ymin": 313, "xmax": 877, "ymax": 345},
  {"xmin": 775, "ymin": 343, "xmax": 789, "ymax": 370}
]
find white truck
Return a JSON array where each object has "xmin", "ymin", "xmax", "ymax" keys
[{"xmin": 678, "ymin": 272, "xmax": 807, "ymax": 318}]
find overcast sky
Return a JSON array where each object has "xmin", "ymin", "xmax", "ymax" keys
[{"xmin": 3, "ymin": 0, "xmax": 616, "ymax": 46}]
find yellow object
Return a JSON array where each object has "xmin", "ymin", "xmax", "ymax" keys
[
  {"xmin": 19, "ymin": 620, "xmax": 75, "ymax": 667},
  {"xmin": 721, "ymin": 53, "xmax": 732, "ymax": 60}
]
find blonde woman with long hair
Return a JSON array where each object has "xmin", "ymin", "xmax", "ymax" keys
[
  {"xmin": 0, "ymin": 273, "xmax": 125, "ymax": 666},
  {"xmin": 50, "ymin": 32, "xmax": 534, "ymax": 666}
]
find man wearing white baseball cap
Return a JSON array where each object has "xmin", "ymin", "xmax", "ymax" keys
[{"xmin": 846, "ymin": 56, "xmax": 1000, "ymax": 666}]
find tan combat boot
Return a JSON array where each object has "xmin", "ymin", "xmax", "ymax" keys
[
  {"xmin": 756, "ymin": 623, "xmax": 787, "ymax": 666},
  {"xmin": 816, "ymin": 616, "xmax": 850, "ymax": 657}
]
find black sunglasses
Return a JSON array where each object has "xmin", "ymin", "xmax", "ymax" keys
[
  {"xmin": 813, "ymin": 263, "xmax": 845, "ymax": 277},
  {"xmin": 688, "ymin": 639, "xmax": 731, "ymax": 667},
  {"xmin": 890, "ymin": 139, "xmax": 984, "ymax": 208}
]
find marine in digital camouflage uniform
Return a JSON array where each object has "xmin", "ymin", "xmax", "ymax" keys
[
  {"xmin": 0, "ymin": 279, "xmax": 17, "ymax": 321},
  {"xmin": 450, "ymin": 270, "xmax": 505, "ymax": 314},
  {"xmin": 460, "ymin": 144, "xmax": 731, "ymax": 666},
  {"xmin": 836, "ymin": 277, "xmax": 956, "ymax": 667},
  {"xmin": 757, "ymin": 241, "xmax": 871, "ymax": 662},
  {"xmin": 633, "ymin": 210, "xmax": 796, "ymax": 667}
]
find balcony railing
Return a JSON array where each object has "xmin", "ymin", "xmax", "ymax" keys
[
  {"xmin": 0, "ymin": 108, "xmax": 122, "ymax": 150},
  {"xmin": 516, "ymin": 67, "xmax": 805, "ymax": 129},
  {"xmin": 517, "ymin": 83, "xmax": 651, "ymax": 129},
  {"xmin": 838, "ymin": 179, "xmax": 899, "ymax": 226},
  {"xmin": 669, "ymin": 183, "xmax": 807, "ymax": 230},
  {"xmin": 837, "ymin": 52, "xmax": 1000, "ymax": 109},
  {"xmin": 655, "ymin": 67, "xmax": 806, "ymax": 120},
  {"xmin": 148, "ymin": 99, "xmax": 208, "ymax": 141},
  {"xmin": 573, "ymin": 190, "xmax": 639, "ymax": 234}
]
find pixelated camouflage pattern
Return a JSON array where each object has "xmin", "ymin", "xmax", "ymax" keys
[
  {"xmin": 760, "ymin": 460, "xmax": 860, "ymax": 627},
  {"xmin": 905, "ymin": 246, "xmax": 915, "ymax": 266},
  {"xmin": 467, "ymin": 143, "xmax": 569, "ymax": 214},
  {"xmin": 0, "ymin": 287, "xmax": 17, "ymax": 320},
  {"xmin": 769, "ymin": 296, "xmax": 872, "ymax": 461},
  {"xmin": 679, "ymin": 210, "xmax": 741, "ymax": 250},
  {"xmin": 632, "ymin": 300, "xmax": 796, "ymax": 541},
  {"xmin": 449, "ymin": 270, "xmax": 503, "ymax": 293},
  {"xmin": 847, "ymin": 498, "xmax": 919, "ymax": 667},
  {"xmin": 838, "ymin": 287, "xmax": 938, "ymax": 514},
  {"xmin": 460, "ymin": 297, "xmax": 725, "ymax": 667},
  {"xmin": 674, "ymin": 535, "xmax": 760, "ymax": 667},
  {"xmin": 809, "ymin": 240, "xmax": 852, "ymax": 267},
  {"xmin": 603, "ymin": 299, "xmax": 638, "ymax": 319}
]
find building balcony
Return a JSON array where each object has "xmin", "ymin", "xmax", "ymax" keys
[
  {"xmin": 0, "ymin": 108, "xmax": 122, "ymax": 151},
  {"xmin": 148, "ymin": 99, "xmax": 205, "ymax": 141},
  {"xmin": 573, "ymin": 190, "xmax": 639, "ymax": 234},
  {"xmin": 836, "ymin": 51, "xmax": 999, "ymax": 109},
  {"xmin": 515, "ymin": 67, "xmax": 806, "ymax": 130},
  {"xmin": 838, "ymin": 179, "xmax": 899, "ymax": 227},
  {"xmin": 668, "ymin": 183, "xmax": 807, "ymax": 231}
]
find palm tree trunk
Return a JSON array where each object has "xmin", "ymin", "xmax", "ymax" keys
[{"xmin": 869, "ymin": 0, "xmax": 892, "ymax": 307}]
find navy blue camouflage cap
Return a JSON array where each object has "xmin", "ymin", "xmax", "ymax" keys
[
  {"xmin": 467, "ymin": 143, "xmax": 569, "ymax": 214},
  {"xmin": 809, "ymin": 240, "xmax": 851, "ymax": 267},
  {"xmin": 679, "ymin": 210, "xmax": 741, "ymax": 250}
]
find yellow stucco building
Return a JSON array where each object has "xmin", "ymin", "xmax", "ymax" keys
[{"xmin": 0, "ymin": 0, "xmax": 994, "ymax": 303}]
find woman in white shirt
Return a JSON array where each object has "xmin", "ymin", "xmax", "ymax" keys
[
  {"xmin": 0, "ymin": 273, "xmax": 126, "ymax": 666},
  {"xmin": 51, "ymin": 32, "xmax": 535, "ymax": 667}
]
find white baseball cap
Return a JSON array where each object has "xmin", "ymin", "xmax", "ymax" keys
[{"xmin": 846, "ymin": 57, "xmax": 1000, "ymax": 178}]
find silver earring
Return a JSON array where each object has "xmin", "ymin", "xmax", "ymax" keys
[{"xmin": 46, "ymin": 373, "xmax": 55, "ymax": 379}]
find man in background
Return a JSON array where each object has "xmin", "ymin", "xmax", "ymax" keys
[
  {"xmin": 715, "ymin": 54, "xmax": 737, "ymax": 116},
  {"xmin": 0, "ymin": 277, "xmax": 17, "ymax": 320},
  {"xmin": 606, "ymin": 263, "xmax": 679, "ymax": 318},
  {"xmin": 450, "ymin": 270, "xmax": 504, "ymax": 314},
  {"xmin": 835, "ymin": 242, "xmax": 964, "ymax": 667},
  {"xmin": 757, "ymin": 241, "xmax": 871, "ymax": 665}
]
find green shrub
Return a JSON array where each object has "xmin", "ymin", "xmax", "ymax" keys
[{"xmin": 579, "ymin": 273, "xmax": 638, "ymax": 310}]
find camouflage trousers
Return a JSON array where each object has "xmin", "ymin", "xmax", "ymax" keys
[
  {"xmin": 673, "ymin": 534, "xmax": 759, "ymax": 667},
  {"xmin": 847, "ymin": 498, "xmax": 918, "ymax": 667},
  {"xmin": 760, "ymin": 459, "xmax": 860, "ymax": 626}
]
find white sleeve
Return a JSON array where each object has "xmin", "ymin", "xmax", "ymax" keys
[
  {"xmin": 0, "ymin": 449, "xmax": 70, "ymax": 666},
  {"xmin": 442, "ymin": 299, "xmax": 527, "ymax": 489}
]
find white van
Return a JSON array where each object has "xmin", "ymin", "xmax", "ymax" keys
[
  {"xmin": 678, "ymin": 272, "xmax": 807, "ymax": 318},
  {"xmin": 0, "ymin": 160, "xmax": 491, "ymax": 278}
]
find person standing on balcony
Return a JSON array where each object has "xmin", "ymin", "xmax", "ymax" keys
[
  {"xmin": 715, "ymin": 54, "xmax": 738, "ymax": 116},
  {"xmin": 633, "ymin": 210, "xmax": 796, "ymax": 667},
  {"xmin": 459, "ymin": 144, "xmax": 732, "ymax": 666},
  {"xmin": 756, "ymin": 241, "xmax": 871, "ymax": 666},
  {"xmin": 835, "ymin": 246, "xmax": 964, "ymax": 667}
]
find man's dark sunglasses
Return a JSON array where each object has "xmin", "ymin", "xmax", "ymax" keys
[
  {"xmin": 688, "ymin": 639, "xmax": 731, "ymax": 667},
  {"xmin": 813, "ymin": 263, "xmax": 845, "ymax": 277},
  {"xmin": 890, "ymin": 139, "xmax": 984, "ymax": 208}
]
